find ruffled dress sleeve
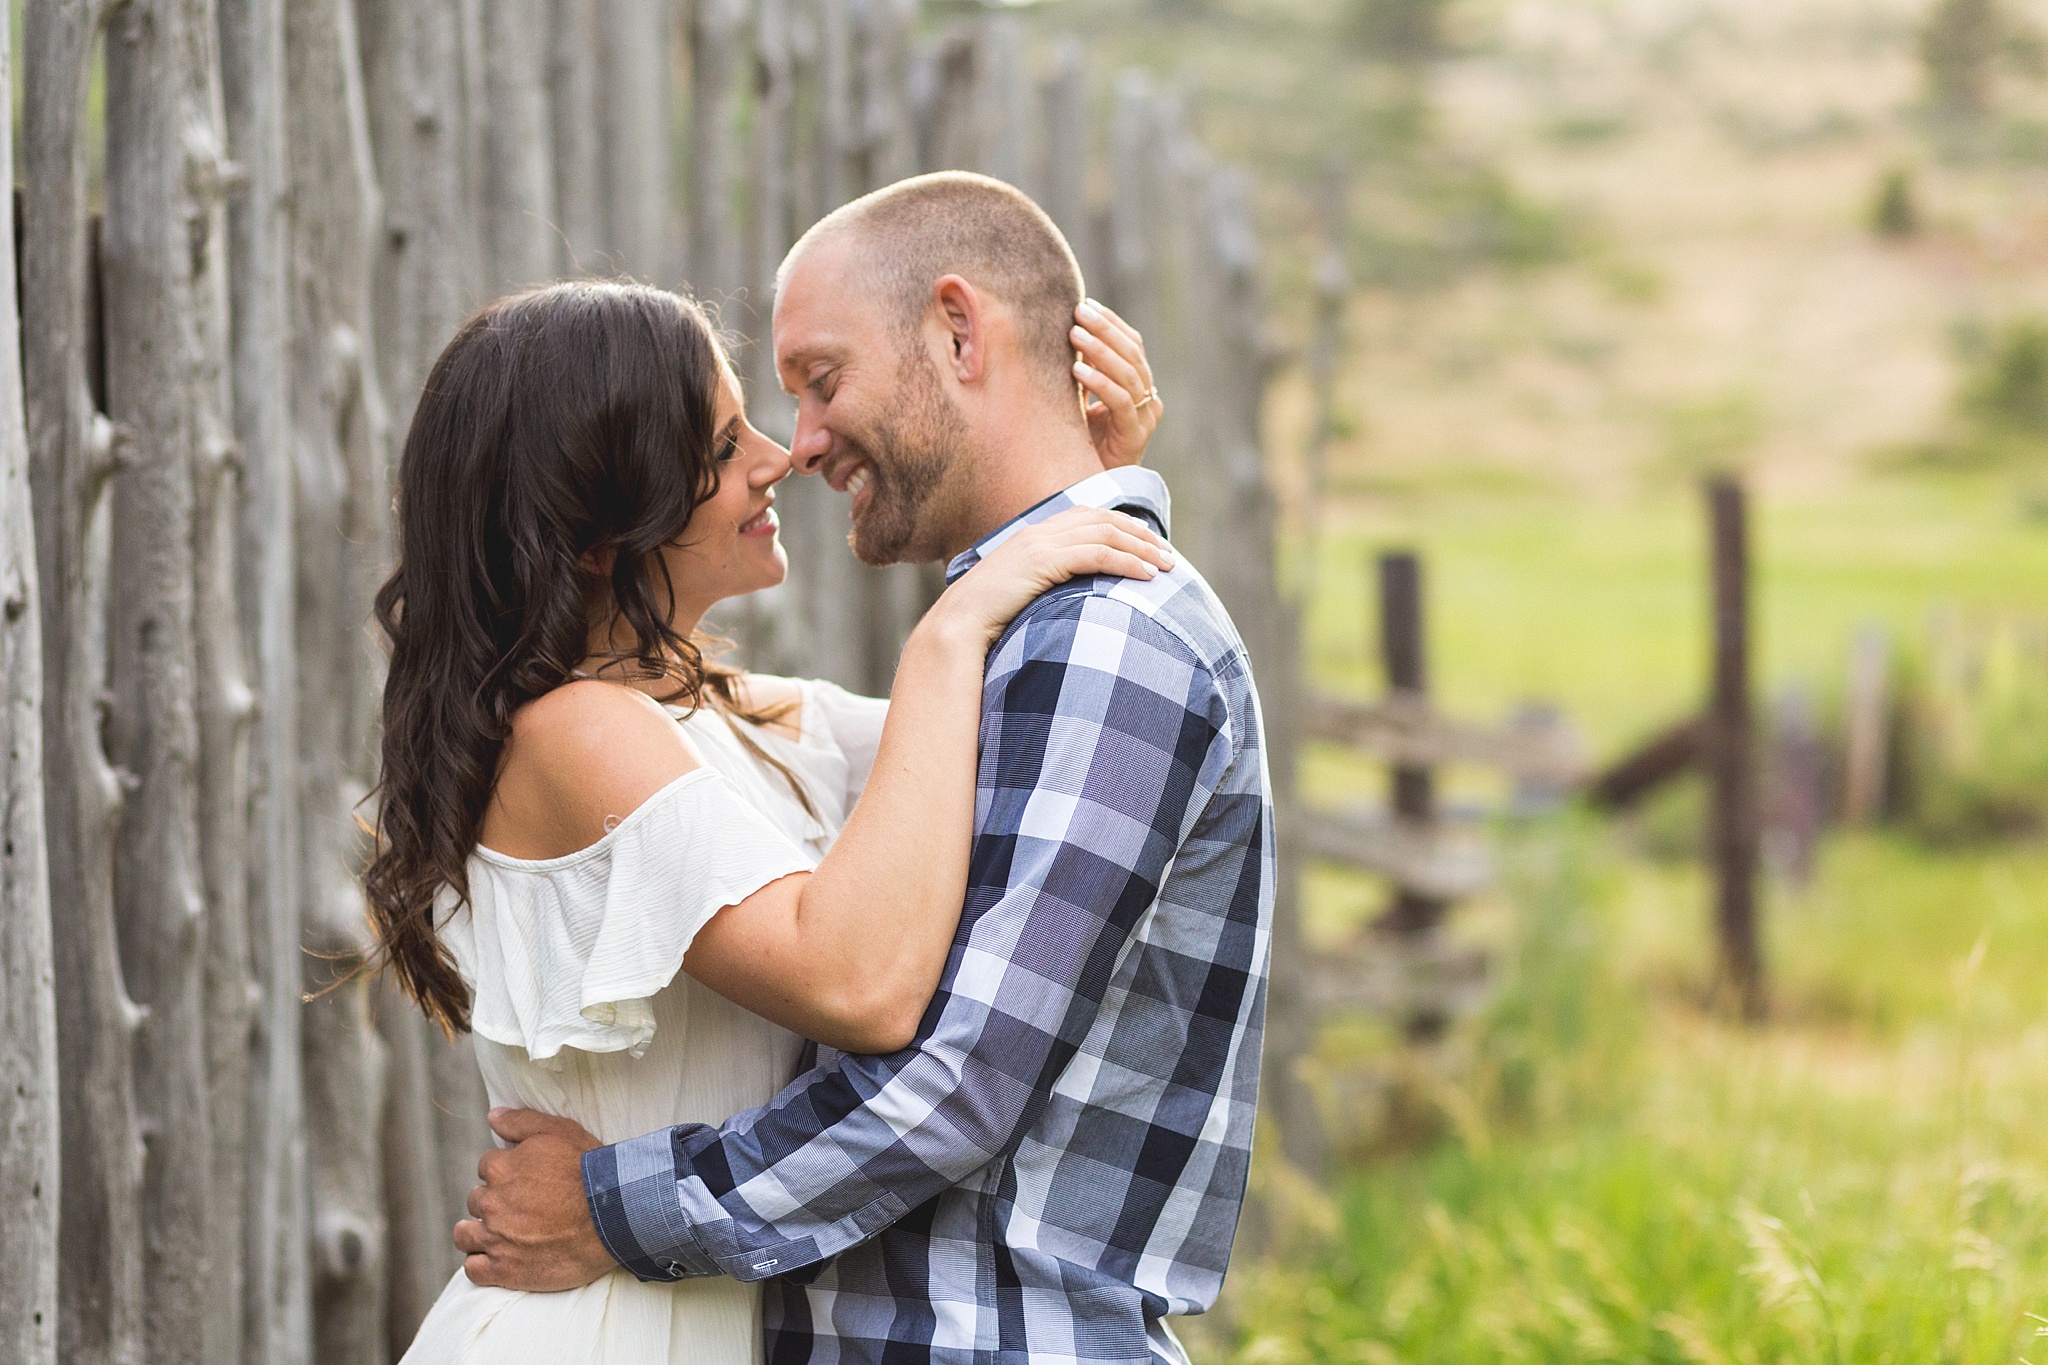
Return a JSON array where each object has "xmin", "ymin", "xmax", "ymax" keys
[
  {"xmin": 799, "ymin": 679, "xmax": 890, "ymax": 809},
  {"xmin": 437, "ymin": 768, "xmax": 813, "ymax": 1069}
]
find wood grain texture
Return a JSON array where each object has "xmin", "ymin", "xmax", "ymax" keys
[
  {"xmin": 22, "ymin": 3, "xmax": 150, "ymax": 1357},
  {"xmin": 219, "ymin": 0, "xmax": 314, "ymax": 1354},
  {"xmin": 286, "ymin": 0, "xmax": 394, "ymax": 1356},
  {"xmin": 599, "ymin": 0, "xmax": 672, "ymax": 277},
  {"xmin": 102, "ymin": 0, "xmax": 221, "ymax": 1354},
  {"xmin": 480, "ymin": 0, "xmax": 561, "ymax": 289},
  {"xmin": 0, "ymin": 12, "xmax": 62, "ymax": 1359}
]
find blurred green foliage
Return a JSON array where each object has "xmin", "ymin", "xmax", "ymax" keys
[
  {"xmin": 1868, "ymin": 166, "xmax": 1921, "ymax": 237},
  {"xmin": 1958, "ymin": 315, "xmax": 2048, "ymax": 438},
  {"xmin": 1896, "ymin": 614, "xmax": 2048, "ymax": 843},
  {"xmin": 1247, "ymin": 471, "xmax": 2048, "ymax": 1361},
  {"xmin": 1658, "ymin": 391, "xmax": 1768, "ymax": 478},
  {"xmin": 1215, "ymin": 821, "xmax": 2048, "ymax": 1365},
  {"xmin": 1899, "ymin": 315, "xmax": 2048, "ymax": 468},
  {"xmin": 1922, "ymin": 0, "xmax": 2003, "ymax": 122},
  {"xmin": 1014, "ymin": 0, "xmax": 1581, "ymax": 318},
  {"xmin": 1343, "ymin": 0, "xmax": 1451, "ymax": 62}
]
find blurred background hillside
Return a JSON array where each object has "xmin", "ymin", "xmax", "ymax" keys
[{"xmin": 1001, "ymin": 0, "xmax": 2048, "ymax": 1359}]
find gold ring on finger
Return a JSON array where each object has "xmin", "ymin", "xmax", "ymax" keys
[{"xmin": 1134, "ymin": 389, "xmax": 1159, "ymax": 411}]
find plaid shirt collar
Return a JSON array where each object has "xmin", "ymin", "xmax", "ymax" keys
[{"xmin": 944, "ymin": 466, "xmax": 1173, "ymax": 584}]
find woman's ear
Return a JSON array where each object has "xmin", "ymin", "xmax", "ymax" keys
[{"xmin": 932, "ymin": 274, "xmax": 985, "ymax": 384}]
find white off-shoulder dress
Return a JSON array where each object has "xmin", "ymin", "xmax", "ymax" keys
[{"xmin": 398, "ymin": 677, "xmax": 888, "ymax": 1365}]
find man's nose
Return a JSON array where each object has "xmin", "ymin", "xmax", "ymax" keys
[{"xmin": 789, "ymin": 409, "xmax": 831, "ymax": 475}]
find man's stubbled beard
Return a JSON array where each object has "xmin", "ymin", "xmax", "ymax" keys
[{"xmin": 844, "ymin": 339, "xmax": 971, "ymax": 567}]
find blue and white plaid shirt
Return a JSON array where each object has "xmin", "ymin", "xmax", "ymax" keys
[{"xmin": 583, "ymin": 468, "xmax": 1274, "ymax": 1365}]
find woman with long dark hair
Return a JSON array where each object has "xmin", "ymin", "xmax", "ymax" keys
[{"xmin": 371, "ymin": 280, "xmax": 1164, "ymax": 1362}]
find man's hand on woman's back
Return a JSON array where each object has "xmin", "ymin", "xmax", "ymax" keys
[{"xmin": 455, "ymin": 1107, "xmax": 613, "ymax": 1292}]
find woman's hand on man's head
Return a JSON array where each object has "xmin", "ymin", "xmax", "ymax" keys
[{"xmin": 1073, "ymin": 299, "xmax": 1162, "ymax": 470}]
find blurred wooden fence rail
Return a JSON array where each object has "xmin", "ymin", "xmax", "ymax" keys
[
  {"xmin": 1, "ymin": 2, "xmax": 1301, "ymax": 1363},
  {"xmin": 1298, "ymin": 552, "xmax": 1585, "ymax": 1041}
]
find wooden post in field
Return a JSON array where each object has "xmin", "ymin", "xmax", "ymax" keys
[
  {"xmin": 1843, "ymin": 624, "xmax": 1891, "ymax": 826},
  {"xmin": 1706, "ymin": 476, "xmax": 1764, "ymax": 1019},
  {"xmin": 0, "ymin": 22, "xmax": 61, "ymax": 1363},
  {"xmin": 1378, "ymin": 552, "xmax": 1446, "ymax": 939}
]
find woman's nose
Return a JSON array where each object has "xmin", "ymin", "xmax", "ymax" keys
[{"xmin": 753, "ymin": 439, "xmax": 794, "ymax": 486}]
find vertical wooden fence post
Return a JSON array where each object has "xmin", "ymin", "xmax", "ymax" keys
[
  {"xmin": 688, "ymin": 0, "xmax": 747, "ymax": 297},
  {"xmin": 550, "ymin": 0, "xmax": 606, "ymax": 269},
  {"xmin": 288, "ymin": 0, "xmax": 396, "ymax": 1356},
  {"xmin": 862, "ymin": 0, "xmax": 918, "ymax": 186},
  {"xmin": 1197, "ymin": 164, "xmax": 1319, "ymax": 1180},
  {"xmin": 1843, "ymin": 624, "xmax": 1891, "ymax": 826},
  {"xmin": 22, "ymin": 3, "xmax": 150, "ymax": 1359},
  {"xmin": 749, "ymin": 0, "xmax": 795, "ymax": 421},
  {"xmin": 978, "ymin": 14, "xmax": 1029, "ymax": 186},
  {"xmin": 220, "ymin": 0, "xmax": 315, "ymax": 1353},
  {"xmin": 479, "ymin": 0, "xmax": 561, "ymax": 290},
  {"xmin": 191, "ymin": 0, "xmax": 263, "ymax": 1356},
  {"xmin": 1377, "ymin": 551, "xmax": 1444, "ymax": 940},
  {"xmin": 1706, "ymin": 475, "xmax": 1764, "ymax": 1019},
  {"xmin": 102, "ymin": 0, "xmax": 241, "ymax": 1354},
  {"xmin": 1035, "ymin": 37, "xmax": 1096, "ymax": 286},
  {"xmin": 598, "ymin": 0, "xmax": 671, "ymax": 277},
  {"xmin": 0, "ymin": 18, "xmax": 62, "ymax": 1362},
  {"xmin": 1106, "ymin": 71, "xmax": 1158, "ymax": 344}
]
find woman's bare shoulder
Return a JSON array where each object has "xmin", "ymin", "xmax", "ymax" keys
[{"xmin": 485, "ymin": 681, "xmax": 701, "ymax": 859}]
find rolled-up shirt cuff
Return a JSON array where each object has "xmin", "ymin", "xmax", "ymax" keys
[{"xmin": 582, "ymin": 1127, "xmax": 720, "ymax": 1283}]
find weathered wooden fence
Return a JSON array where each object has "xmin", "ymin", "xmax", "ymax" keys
[
  {"xmin": 1587, "ymin": 475, "xmax": 1766, "ymax": 1018},
  {"xmin": 2, "ymin": 2, "xmax": 1304, "ymax": 1362},
  {"xmin": 1297, "ymin": 552, "xmax": 1585, "ymax": 1043}
]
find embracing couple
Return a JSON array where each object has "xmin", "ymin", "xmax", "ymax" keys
[{"xmin": 372, "ymin": 172, "xmax": 1274, "ymax": 1365}]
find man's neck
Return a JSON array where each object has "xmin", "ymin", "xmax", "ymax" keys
[{"xmin": 940, "ymin": 415, "xmax": 1103, "ymax": 563}]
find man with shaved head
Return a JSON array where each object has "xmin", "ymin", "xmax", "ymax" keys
[
  {"xmin": 774, "ymin": 171, "xmax": 1139, "ymax": 566},
  {"xmin": 463, "ymin": 172, "xmax": 1276, "ymax": 1365}
]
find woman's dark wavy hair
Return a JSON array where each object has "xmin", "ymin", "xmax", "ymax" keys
[{"xmin": 367, "ymin": 280, "xmax": 764, "ymax": 1034}]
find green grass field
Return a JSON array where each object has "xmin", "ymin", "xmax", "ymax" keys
[
  {"xmin": 1297, "ymin": 472, "xmax": 2048, "ymax": 752},
  {"xmin": 1201, "ymin": 469, "xmax": 2048, "ymax": 1364}
]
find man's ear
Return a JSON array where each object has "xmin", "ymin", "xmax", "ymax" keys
[{"xmin": 931, "ymin": 275, "xmax": 985, "ymax": 385}]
